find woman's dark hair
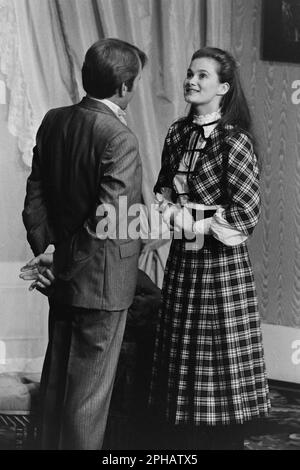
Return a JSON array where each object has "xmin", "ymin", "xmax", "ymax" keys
[
  {"xmin": 189, "ymin": 47, "xmax": 251, "ymax": 133},
  {"xmin": 188, "ymin": 47, "xmax": 260, "ymax": 166},
  {"xmin": 82, "ymin": 38, "xmax": 147, "ymax": 99}
]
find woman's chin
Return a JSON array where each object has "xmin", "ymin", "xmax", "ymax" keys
[{"xmin": 185, "ymin": 97, "xmax": 200, "ymax": 106}]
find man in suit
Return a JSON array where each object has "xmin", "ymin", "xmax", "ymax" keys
[{"xmin": 20, "ymin": 38, "xmax": 147, "ymax": 450}]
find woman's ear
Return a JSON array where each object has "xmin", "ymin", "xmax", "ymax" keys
[{"xmin": 218, "ymin": 82, "xmax": 230, "ymax": 96}]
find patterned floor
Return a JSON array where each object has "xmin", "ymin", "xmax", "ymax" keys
[
  {"xmin": 104, "ymin": 378, "xmax": 300, "ymax": 450},
  {"xmin": 245, "ymin": 387, "xmax": 300, "ymax": 450},
  {"xmin": 0, "ymin": 384, "xmax": 299, "ymax": 450}
]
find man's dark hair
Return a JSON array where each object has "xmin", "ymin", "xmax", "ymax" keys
[{"xmin": 82, "ymin": 38, "xmax": 147, "ymax": 99}]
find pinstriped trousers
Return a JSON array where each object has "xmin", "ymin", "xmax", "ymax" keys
[{"xmin": 39, "ymin": 301, "xmax": 127, "ymax": 450}]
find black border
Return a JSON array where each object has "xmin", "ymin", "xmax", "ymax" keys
[{"xmin": 262, "ymin": 0, "xmax": 300, "ymax": 63}]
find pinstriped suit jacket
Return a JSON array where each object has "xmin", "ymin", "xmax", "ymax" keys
[{"xmin": 23, "ymin": 97, "xmax": 142, "ymax": 311}]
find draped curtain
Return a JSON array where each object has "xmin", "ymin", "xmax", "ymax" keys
[{"xmin": 0, "ymin": 0, "xmax": 232, "ymax": 371}]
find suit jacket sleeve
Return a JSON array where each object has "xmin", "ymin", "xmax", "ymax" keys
[
  {"xmin": 53, "ymin": 129, "xmax": 141, "ymax": 280},
  {"xmin": 22, "ymin": 113, "xmax": 56, "ymax": 256}
]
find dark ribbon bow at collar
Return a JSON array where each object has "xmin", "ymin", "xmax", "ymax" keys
[{"xmin": 192, "ymin": 117, "xmax": 220, "ymax": 139}]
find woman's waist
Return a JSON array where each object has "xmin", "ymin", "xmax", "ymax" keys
[
  {"xmin": 175, "ymin": 192, "xmax": 223, "ymax": 211},
  {"xmin": 184, "ymin": 201, "xmax": 221, "ymax": 218},
  {"xmin": 175, "ymin": 199, "xmax": 222, "ymax": 220}
]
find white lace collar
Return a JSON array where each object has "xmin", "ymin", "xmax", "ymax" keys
[{"xmin": 192, "ymin": 110, "xmax": 221, "ymax": 126}]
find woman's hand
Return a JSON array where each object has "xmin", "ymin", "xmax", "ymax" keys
[
  {"xmin": 155, "ymin": 190, "xmax": 177, "ymax": 228},
  {"xmin": 161, "ymin": 203, "xmax": 180, "ymax": 228},
  {"xmin": 173, "ymin": 207, "xmax": 194, "ymax": 235},
  {"xmin": 19, "ymin": 253, "xmax": 55, "ymax": 292}
]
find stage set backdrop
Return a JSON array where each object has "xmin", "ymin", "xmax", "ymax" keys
[{"xmin": 0, "ymin": 0, "xmax": 299, "ymax": 384}]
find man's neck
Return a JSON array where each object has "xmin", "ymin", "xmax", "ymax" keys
[
  {"xmin": 87, "ymin": 96, "xmax": 127, "ymax": 125},
  {"xmin": 105, "ymin": 96, "xmax": 126, "ymax": 110},
  {"xmin": 88, "ymin": 95, "xmax": 122, "ymax": 108}
]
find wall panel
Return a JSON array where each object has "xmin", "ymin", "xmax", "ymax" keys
[{"xmin": 232, "ymin": 0, "xmax": 300, "ymax": 329}]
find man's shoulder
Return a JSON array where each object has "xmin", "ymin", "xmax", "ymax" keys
[
  {"xmin": 90, "ymin": 115, "xmax": 138, "ymax": 152},
  {"xmin": 40, "ymin": 104, "xmax": 76, "ymax": 128},
  {"xmin": 43, "ymin": 102, "xmax": 138, "ymax": 145},
  {"xmin": 44, "ymin": 104, "xmax": 75, "ymax": 118},
  {"xmin": 101, "ymin": 127, "xmax": 139, "ymax": 160}
]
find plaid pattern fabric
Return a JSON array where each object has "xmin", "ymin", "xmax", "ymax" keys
[
  {"xmin": 154, "ymin": 118, "xmax": 261, "ymax": 236},
  {"xmin": 149, "ymin": 119, "xmax": 270, "ymax": 426}
]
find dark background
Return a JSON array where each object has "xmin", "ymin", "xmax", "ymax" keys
[{"xmin": 262, "ymin": 0, "xmax": 300, "ymax": 63}]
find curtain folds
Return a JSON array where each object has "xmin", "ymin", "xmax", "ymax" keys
[
  {"xmin": 11, "ymin": 0, "xmax": 210, "ymax": 286},
  {"xmin": 206, "ymin": 0, "xmax": 232, "ymax": 50},
  {"xmin": 0, "ymin": 0, "xmax": 35, "ymax": 166},
  {"xmin": 0, "ymin": 0, "xmax": 233, "ymax": 369},
  {"xmin": 96, "ymin": 0, "xmax": 206, "ymax": 283}
]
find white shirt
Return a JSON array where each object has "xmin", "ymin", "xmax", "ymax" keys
[{"xmin": 87, "ymin": 96, "xmax": 127, "ymax": 125}]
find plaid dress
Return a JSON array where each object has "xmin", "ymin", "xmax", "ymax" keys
[{"xmin": 149, "ymin": 118, "xmax": 271, "ymax": 426}]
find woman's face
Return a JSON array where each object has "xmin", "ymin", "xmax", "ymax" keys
[{"xmin": 183, "ymin": 57, "xmax": 228, "ymax": 114}]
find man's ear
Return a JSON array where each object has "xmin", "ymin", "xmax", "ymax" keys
[
  {"xmin": 119, "ymin": 82, "xmax": 128, "ymax": 97},
  {"xmin": 218, "ymin": 82, "xmax": 230, "ymax": 96}
]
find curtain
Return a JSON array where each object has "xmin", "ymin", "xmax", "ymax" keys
[
  {"xmin": 0, "ymin": 0, "xmax": 232, "ymax": 371},
  {"xmin": 95, "ymin": 0, "xmax": 207, "ymax": 285},
  {"xmin": 0, "ymin": 0, "xmax": 34, "ymax": 166},
  {"xmin": 13, "ymin": 0, "xmax": 207, "ymax": 285},
  {"xmin": 206, "ymin": 0, "xmax": 232, "ymax": 50}
]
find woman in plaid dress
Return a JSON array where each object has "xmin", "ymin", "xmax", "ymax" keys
[{"xmin": 149, "ymin": 47, "xmax": 270, "ymax": 449}]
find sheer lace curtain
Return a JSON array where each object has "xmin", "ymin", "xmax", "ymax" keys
[{"xmin": 0, "ymin": 0, "xmax": 232, "ymax": 371}]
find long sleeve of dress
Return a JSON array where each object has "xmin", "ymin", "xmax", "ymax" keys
[
  {"xmin": 153, "ymin": 126, "xmax": 174, "ymax": 194},
  {"xmin": 211, "ymin": 132, "xmax": 261, "ymax": 240},
  {"xmin": 209, "ymin": 208, "xmax": 247, "ymax": 246}
]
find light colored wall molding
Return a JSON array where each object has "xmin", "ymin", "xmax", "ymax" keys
[{"xmin": 262, "ymin": 323, "xmax": 300, "ymax": 384}]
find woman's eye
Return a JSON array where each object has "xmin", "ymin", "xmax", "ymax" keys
[{"xmin": 199, "ymin": 73, "xmax": 207, "ymax": 79}]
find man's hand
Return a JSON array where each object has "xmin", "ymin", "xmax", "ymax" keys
[{"xmin": 19, "ymin": 253, "xmax": 55, "ymax": 292}]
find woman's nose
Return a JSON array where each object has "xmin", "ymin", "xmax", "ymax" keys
[{"xmin": 187, "ymin": 75, "xmax": 197, "ymax": 85}]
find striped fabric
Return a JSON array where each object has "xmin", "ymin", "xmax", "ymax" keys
[{"xmin": 149, "ymin": 118, "xmax": 270, "ymax": 426}]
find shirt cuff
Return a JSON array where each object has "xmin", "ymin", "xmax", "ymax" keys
[{"xmin": 210, "ymin": 208, "xmax": 248, "ymax": 246}]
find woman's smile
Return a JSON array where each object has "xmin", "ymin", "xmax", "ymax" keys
[{"xmin": 185, "ymin": 87, "xmax": 200, "ymax": 93}]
